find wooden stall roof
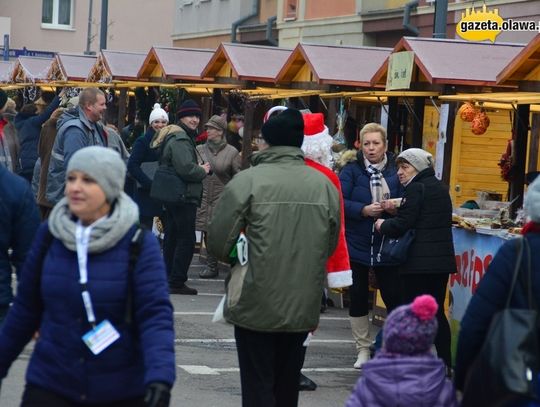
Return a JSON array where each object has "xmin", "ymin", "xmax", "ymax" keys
[
  {"xmin": 276, "ymin": 43, "xmax": 392, "ymax": 87},
  {"xmin": 497, "ymin": 34, "xmax": 540, "ymax": 85},
  {"xmin": 88, "ymin": 50, "xmax": 146, "ymax": 82},
  {"xmin": 371, "ymin": 37, "xmax": 524, "ymax": 87},
  {"xmin": 440, "ymin": 92, "xmax": 540, "ymax": 104},
  {"xmin": 12, "ymin": 56, "xmax": 54, "ymax": 83},
  {"xmin": 49, "ymin": 53, "xmax": 97, "ymax": 81},
  {"xmin": 201, "ymin": 43, "xmax": 292, "ymax": 83},
  {"xmin": 0, "ymin": 61, "xmax": 13, "ymax": 82},
  {"xmin": 138, "ymin": 46, "xmax": 214, "ymax": 82}
]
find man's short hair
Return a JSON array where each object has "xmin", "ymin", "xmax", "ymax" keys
[{"xmin": 78, "ymin": 88, "xmax": 105, "ymax": 108}]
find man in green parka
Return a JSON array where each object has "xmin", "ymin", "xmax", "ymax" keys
[{"xmin": 208, "ymin": 108, "xmax": 340, "ymax": 407}]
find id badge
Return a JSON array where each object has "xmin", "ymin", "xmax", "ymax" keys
[{"xmin": 82, "ymin": 320, "xmax": 120, "ymax": 355}]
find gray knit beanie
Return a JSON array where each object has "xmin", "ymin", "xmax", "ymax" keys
[
  {"xmin": 525, "ymin": 176, "xmax": 540, "ymax": 223},
  {"xmin": 398, "ymin": 148, "xmax": 434, "ymax": 172},
  {"xmin": 67, "ymin": 146, "xmax": 126, "ymax": 203}
]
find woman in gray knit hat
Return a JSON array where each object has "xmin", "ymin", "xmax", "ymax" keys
[
  {"xmin": 374, "ymin": 147, "xmax": 456, "ymax": 371},
  {"xmin": 196, "ymin": 115, "xmax": 241, "ymax": 278},
  {"xmin": 0, "ymin": 146, "xmax": 175, "ymax": 406}
]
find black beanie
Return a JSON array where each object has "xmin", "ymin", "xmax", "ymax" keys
[
  {"xmin": 177, "ymin": 99, "xmax": 202, "ymax": 119},
  {"xmin": 0, "ymin": 89, "xmax": 7, "ymax": 111},
  {"xmin": 261, "ymin": 108, "xmax": 304, "ymax": 148}
]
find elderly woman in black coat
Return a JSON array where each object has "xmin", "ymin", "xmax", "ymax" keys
[{"xmin": 375, "ymin": 148, "xmax": 456, "ymax": 369}]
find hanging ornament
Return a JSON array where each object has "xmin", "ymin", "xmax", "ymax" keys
[
  {"xmin": 471, "ymin": 110, "xmax": 490, "ymax": 135},
  {"xmin": 458, "ymin": 102, "xmax": 477, "ymax": 122}
]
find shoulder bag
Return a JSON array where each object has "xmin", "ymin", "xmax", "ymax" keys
[
  {"xmin": 376, "ymin": 183, "xmax": 424, "ymax": 265},
  {"xmin": 150, "ymin": 135, "xmax": 187, "ymax": 204},
  {"xmin": 461, "ymin": 237, "xmax": 540, "ymax": 407}
]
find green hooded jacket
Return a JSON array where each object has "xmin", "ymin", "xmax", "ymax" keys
[{"xmin": 208, "ymin": 146, "xmax": 340, "ymax": 332}]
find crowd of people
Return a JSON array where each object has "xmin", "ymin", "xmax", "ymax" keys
[{"xmin": 0, "ymin": 85, "xmax": 539, "ymax": 407}]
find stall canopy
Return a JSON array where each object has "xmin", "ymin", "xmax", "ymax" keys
[
  {"xmin": 87, "ymin": 50, "xmax": 146, "ymax": 83},
  {"xmin": 276, "ymin": 43, "xmax": 392, "ymax": 89},
  {"xmin": 48, "ymin": 53, "xmax": 97, "ymax": 82},
  {"xmin": 201, "ymin": 43, "xmax": 292, "ymax": 84},
  {"xmin": 371, "ymin": 37, "xmax": 524, "ymax": 88},
  {"xmin": 138, "ymin": 46, "xmax": 214, "ymax": 82},
  {"xmin": 0, "ymin": 61, "xmax": 13, "ymax": 83},
  {"xmin": 497, "ymin": 33, "xmax": 540, "ymax": 88},
  {"xmin": 12, "ymin": 56, "xmax": 54, "ymax": 83}
]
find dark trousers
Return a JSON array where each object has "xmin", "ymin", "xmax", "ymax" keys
[
  {"xmin": 21, "ymin": 383, "xmax": 146, "ymax": 407},
  {"xmin": 349, "ymin": 262, "xmax": 400, "ymax": 317},
  {"xmin": 400, "ymin": 273, "xmax": 452, "ymax": 367},
  {"xmin": 234, "ymin": 326, "xmax": 308, "ymax": 407},
  {"xmin": 163, "ymin": 203, "xmax": 197, "ymax": 286}
]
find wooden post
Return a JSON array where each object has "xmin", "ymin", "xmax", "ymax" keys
[
  {"xmin": 442, "ymin": 102, "xmax": 457, "ymax": 187},
  {"xmin": 241, "ymin": 99, "xmax": 254, "ymax": 169},
  {"xmin": 528, "ymin": 113, "xmax": 539, "ymax": 172},
  {"xmin": 309, "ymin": 95, "xmax": 321, "ymax": 113},
  {"xmin": 117, "ymin": 88, "xmax": 127, "ymax": 130},
  {"xmin": 509, "ymin": 104, "xmax": 530, "ymax": 216},
  {"xmin": 202, "ymin": 97, "xmax": 212, "ymax": 126},
  {"xmin": 387, "ymin": 97, "xmax": 399, "ymax": 153},
  {"xmin": 212, "ymin": 88, "xmax": 222, "ymax": 114},
  {"xmin": 327, "ymin": 98, "xmax": 338, "ymax": 135},
  {"xmin": 412, "ymin": 97, "xmax": 425, "ymax": 148}
]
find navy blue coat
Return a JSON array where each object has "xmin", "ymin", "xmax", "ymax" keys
[
  {"xmin": 454, "ymin": 233, "xmax": 540, "ymax": 393},
  {"xmin": 339, "ymin": 153, "xmax": 402, "ymax": 266},
  {"xmin": 0, "ymin": 223, "xmax": 175, "ymax": 403},
  {"xmin": 127, "ymin": 128, "xmax": 163, "ymax": 218},
  {"xmin": 15, "ymin": 96, "xmax": 60, "ymax": 179},
  {"xmin": 0, "ymin": 166, "xmax": 40, "ymax": 307}
]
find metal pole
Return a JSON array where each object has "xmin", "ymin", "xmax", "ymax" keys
[
  {"xmin": 99, "ymin": 0, "xmax": 108, "ymax": 50},
  {"xmin": 85, "ymin": 0, "xmax": 94, "ymax": 54},
  {"xmin": 3, "ymin": 35, "xmax": 9, "ymax": 61},
  {"xmin": 433, "ymin": 0, "xmax": 448, "ymax": 38}
]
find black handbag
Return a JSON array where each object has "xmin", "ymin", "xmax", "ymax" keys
[
  {"xmin": 150, "ymin": 135, "xmax": 187, "ymax": 204},
  {"xmin": 461, "ymin": 237, "xmax": 539, "ymax": 407},
  {"xmin": 377, "ymin": 229, "xmax": 416, "ymax": 264}
]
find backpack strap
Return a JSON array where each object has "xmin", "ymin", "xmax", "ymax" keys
[{"xmin": 124, "ymin": 227, "xmax": 145, "ymax": 325}]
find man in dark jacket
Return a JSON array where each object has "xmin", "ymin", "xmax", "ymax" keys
[
  {"xmin": 15, "ymin": 91, "xmax": 61, "ymax": 183},
  {"xmin": 0, "ymin": 164, "xmax": 40, "ymax": 326},
  {"xmin": 154, "ymin": 99, "xmax": 210, "ymax": 295},
  {"xmin": 46, "ymin": 88, "xmax": 107, "ymax": 205},
  {"xmin": 208, "ymin": 108, "xmax": 340, "ymax": 407}
]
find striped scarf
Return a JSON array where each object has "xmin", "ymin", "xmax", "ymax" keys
[{"xmin": 364, "ymin": 155, "xmax": 390, "ymax": 203}]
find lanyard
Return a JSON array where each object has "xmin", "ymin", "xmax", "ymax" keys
[{"xmin": 76, "ymin": 222, "xmax": 96, "ymax": 327}]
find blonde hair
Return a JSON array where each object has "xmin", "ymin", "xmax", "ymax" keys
[{"xmin": 359, "ymin": 123, "xmax": 387, "ymax": 145}]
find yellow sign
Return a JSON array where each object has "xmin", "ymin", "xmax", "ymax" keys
[
  {"xmin": 456, "ymin": 5, "xmax": 503, "ymax": 42},
  {"xmin": 385, "ymin": 51, "xmax": 414, "ymax": 91}
]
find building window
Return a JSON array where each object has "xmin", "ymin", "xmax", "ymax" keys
[
  {"xmin": 42, "ymin": 0, "xmax": 73, "ymax": 28},
  {"xmin": 284, "ymin": 0, "xmax": 298, "ymax": 20}
]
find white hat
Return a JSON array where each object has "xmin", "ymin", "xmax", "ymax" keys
[
  {"xmin": 149, "ymin": 103, "xmax": 169, "ymax": 125},
  {"xmin": 525, "ymin": 177, "xmax": 540, "ymax": 223}
]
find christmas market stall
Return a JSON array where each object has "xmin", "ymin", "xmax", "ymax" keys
[
  {"xmin": 48, "ymin": 53, "xmax": 97, "ymax": 84},
  {"xmin": 11, "ymin": 56, "xmax": 54, "ymax": 103}
]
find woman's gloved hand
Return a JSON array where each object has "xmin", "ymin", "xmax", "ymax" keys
[{"xmin": 144, "ymin": 382, "xmax": 171, "ymax": 407}]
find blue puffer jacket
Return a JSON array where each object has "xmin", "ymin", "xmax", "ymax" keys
[
  {"xmin": 0, "ymin": 166, "xmax": 40, "ymax": 307},
  {"xmin": 127, "ymin": 128, "xmax": 162, "ymax": 218},
  {"xmin": 0, "ymin": 223, "xmax": 176, "ymax": 403},
  {"xmin": 339, "ymin": 152, "xmax": 402, "ymax": 266},
  {"xmin": 15, "ymin": 96, "xmax": 60, "ymax": 179}
]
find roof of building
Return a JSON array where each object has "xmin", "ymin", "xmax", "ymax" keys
[
  {"xmin": 497, "ymin": 33, "xmax": 540, "ymax": 85},
  {"xmin": 277, "ymin": 43, "xmax": 392, "ymax": 87},
  {"xmin": 50, "ymin": 53, "xmax": 97, "ymax": 81},
  {"xmin": 138, "ymin": 46, "xmax": 214, "ymax": 81},
  {"xmin": 0, "ymin": 61, "xmax": 14, "ymax": 83},
  {"xmin": 371, "ymin": 37, "xmax": 525, "ymax": 87},
  {"xmin": 201, "ymin": 43, "xmax": 292, "ymax": 83},
  {"xmin": 12, "ymin": 56, "xmax": 54, "ymax": 82},
  {"xmin": 89, "ymin": 50, "xmax": 147, "ymax": 81}
]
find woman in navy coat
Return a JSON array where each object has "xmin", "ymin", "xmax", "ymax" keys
[
  {"xmin": 339, "ymin": 123, "xmax": 402, "ymax": 369},
  {"xmin": 0, "ymin": 146, "xmax": 175, "ymax": 406}
]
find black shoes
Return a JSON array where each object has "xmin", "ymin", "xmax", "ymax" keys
[
  {"xmin": 169, "ymin": 284, "xmax": 198, "ymax": 295},
  {"xmin": 299, "ymin": 373, "xmax": 317, "ymax": 391},
  {"xmin": 199, "ymin": 268, "xmax": 218, "ymax": 279}
]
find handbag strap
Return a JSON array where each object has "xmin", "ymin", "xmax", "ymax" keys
[
  {"xmin": 519, "ymin": 237, "xmax": 536, "ymax": 310},
  {"xmin": 505, "ymin": 237, "xmax": 525, "ymax": 309}
]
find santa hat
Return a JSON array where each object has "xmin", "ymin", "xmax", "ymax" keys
[{"xmin": 301, "ymin": 113, "xmax": 334, "ymax": 168}]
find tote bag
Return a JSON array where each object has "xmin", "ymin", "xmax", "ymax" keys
[{"xmin": 461, "ymin": 237, "xmax": 540, "ymax": 407}]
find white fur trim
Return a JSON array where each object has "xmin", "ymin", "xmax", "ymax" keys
[
  {"xmin": 327, "ymin": 270, "xmax": 352, "ymax": 288},
  {"xmin": 301, "ymin": 126, "xmax": 334, "ymax": 168}
]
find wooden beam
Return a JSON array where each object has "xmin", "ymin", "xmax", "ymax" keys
[
  {"xmin": 241, "ymin": 100, "xmax": 254, "ymax": 170},
  {"xmin": 117, "ymin": 88, "xmax": 127, "ymax": 131},
  {"xmin": 529, "ymin": 113, "xmax": 540, "ymax": 173},
  {"xmin": 412, "ymin": 97, "xmax": 425, "ymax": 148}
]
